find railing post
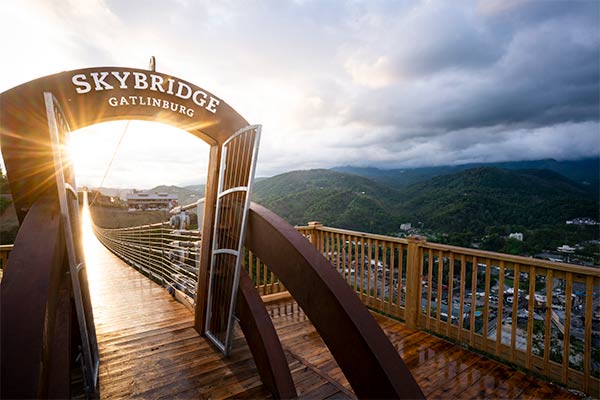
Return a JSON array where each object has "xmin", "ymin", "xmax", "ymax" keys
[
  {"xmin": 307, "ymin": 221, "xmax": 322, "ymax": 249},
  {"xmin": 405, "ymin": 235, "xmax": 425, "ymax": 330}
]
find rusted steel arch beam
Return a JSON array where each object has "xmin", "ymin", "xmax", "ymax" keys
[
  {"xmin": 245, "ymin": 203, "xmax": 425, "ymax": 400},
  {"xmin": 235, "ymin": 271, "xmax": 297, "ymax": 399},
  {"xmin": 0, "ymin": 195, "xmax": 72, "ymax": 399}
]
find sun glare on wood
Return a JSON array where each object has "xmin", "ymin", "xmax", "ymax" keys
[{"xmin": 80, "ymin": 192, "xmax": 102, "ymax": 299}]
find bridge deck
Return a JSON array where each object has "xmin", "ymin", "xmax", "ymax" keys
[
  {"xmin": 85, "ymin": 226, "xmax": 577, "ymax": 399},
  {"xmin": 86, "ymin": 222, "xmax": 352, "ymax": 399}
]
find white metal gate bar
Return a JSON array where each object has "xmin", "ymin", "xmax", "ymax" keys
[
  {"xmin": 205, "ymin": 124, "xmax": 261, "ymax": 355},
  {"xmin": 45, "ymin": 92, "xmax": 100, "ymax": 396}
]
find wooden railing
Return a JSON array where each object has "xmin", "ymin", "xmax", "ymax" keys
[
  {"xmin": 296, "ymin": 223, "xmax": 600, "ymax": 398},
  {"xmin": 296, "ymin": 223, "xmax": 410, "ymax": 319},
  {"xmin": 245, "ymin": 250, "xmax": 285, "ymax": 297},
  {"xmin": 93, "ymin": 223, "xmax": 285, "ymax": 302}
]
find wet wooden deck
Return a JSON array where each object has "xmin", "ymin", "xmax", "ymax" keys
[
  {"xmin": 86, "ymin": 222, "xmax": 352, "ymax": 399},
  {"xmin": 85, "ymin": 227, "xmax": 578, "ymax": 399}
]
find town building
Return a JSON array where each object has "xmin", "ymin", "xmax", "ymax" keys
[{"xmin": 126, "ymin": 191, "xmax": 177, "ymax": 210}]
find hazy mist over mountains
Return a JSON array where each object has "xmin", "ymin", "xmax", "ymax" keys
[
  {"xmin": 95, "ymin": 157, "xmax": 599, "ymax": 196},
  {"xmin": 332, "ymin": 158, "xmax": 600, "ymax": 188}
]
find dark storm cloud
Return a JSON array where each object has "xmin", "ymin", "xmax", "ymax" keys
[
  {"xmin": 345, "ymin": 1, "xmax": 599, "ymax": 133},
  {"xmin": 440, "ymin": 22, "xmax": 598, "ymax": 130}
]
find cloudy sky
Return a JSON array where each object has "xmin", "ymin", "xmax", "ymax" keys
[{"xmin": 1, "ymin": 0, "xmax": 598, "ymax": 188}]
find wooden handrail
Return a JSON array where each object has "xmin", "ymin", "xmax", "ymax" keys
[
  {"xmin": 297, "ymin": 224, "xmax": 411, "ymax": 245},
  {"xmin": 421, "ymin": 241, "xmax": 600, "ymax": 276},
  {"xmin": 298, "ymin": 224, "xmax": 599, "ymax": 276},
  {"xmin": 299, "ymin": 223, "xmax": 599, "ymax": 398}
]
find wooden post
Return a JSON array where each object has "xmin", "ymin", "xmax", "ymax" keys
[
  {"xmin": 194, "ymin": 144, "xmax": 221, "ymax": 334},
  {"xmin": 307, "ymin": 221, "xmax": 322, "ymax": 249},
  {"xmin": 405, "ymin": 235, "xmax": 425, "ymax": 329}
]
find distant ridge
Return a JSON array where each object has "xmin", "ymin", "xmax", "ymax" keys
[
  {"xmin": 182, "ymin": 184, "xmax": 206, "ymax": 193},
  {"xmin": 333, "ymin": 158, "xmax": 600, "ymax": 188},
  {"xmin": 61, "ymin": 162, "xmax": 598, "ymax": 256}
]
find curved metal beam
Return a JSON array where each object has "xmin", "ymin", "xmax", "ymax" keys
[
  {"xmin": 235, "ymin": 271, "xmax": 297, "ymax": 399},
  {"xmin": 245, "ymin": 203, "xmax": 424, "ymax": 399},
  {"xmin": 0, "ymin": 196, "xmax": 72, "ymax": 398}
]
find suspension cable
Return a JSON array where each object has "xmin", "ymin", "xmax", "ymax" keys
[{"xmin": 89, "ymin": 120, "xmax": 130, "ymax": 207}]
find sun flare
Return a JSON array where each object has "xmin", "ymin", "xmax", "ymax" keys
[{"xmin": 69, "ymin": 120, "xmax": 211, "ymax": 189}]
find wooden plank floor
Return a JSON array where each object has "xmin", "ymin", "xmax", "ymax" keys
[
  {"xmin": 267, "ymin": 302, "xmax": 580, "ymax": 400},
  {"xmin": 84, "ymin": 223, "xmax": 579, "ymax": 399},
  {"xmin": 84, "ymin": 220, "xmax": 350, "ymax": 399}
]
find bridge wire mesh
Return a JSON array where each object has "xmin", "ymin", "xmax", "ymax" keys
[{"xmin": 94, "ymin": 223, "xmax": 201, "ymax": 303}]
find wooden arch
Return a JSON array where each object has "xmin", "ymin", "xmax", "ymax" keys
[
  {"xmin": 0, "ymin": 67, "xmax": 252, "ymax": 332},
  {"xmin": 0, "ymin": 67, "xmax": 248, "ymax": 222}
]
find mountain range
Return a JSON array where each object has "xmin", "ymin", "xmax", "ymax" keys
[
  {"xmin": 333, "ymin": 158, "xmax": 599, "ymax": 189},
  {"xmin": 83, "ymin": 158, "xmax": 597, "ymax": 234},
  {"xmin": 2, "ymin": 158, "xmax": 597, "ymax": 253},
  {"xmin": 126, "ymin": 158, "xmax": 597, "ymax": 237},
  {"xmin": 252, "ymin": 166, "xmax": 598, "ymax": 236}
]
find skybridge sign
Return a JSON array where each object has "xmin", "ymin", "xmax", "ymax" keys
[
  {"xmin": 1, "ymin": 66, "xmax": 248, "ymax": 154},
  {"xmin": 71, "ymin": 70, "xmax": 221, "ymax": 117}
]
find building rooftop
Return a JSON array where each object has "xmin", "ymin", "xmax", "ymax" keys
[{"xmin": 126, "ymin": 191, "xmax": 178, "ymax": 201}]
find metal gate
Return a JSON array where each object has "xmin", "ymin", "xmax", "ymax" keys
[
  {"xmin": 45, "ymin": 92, "xmax": 100, "ymax": 396},
  {"xmin": 205, "ymin": 125, "xmax": 261, "ymax": 355}
]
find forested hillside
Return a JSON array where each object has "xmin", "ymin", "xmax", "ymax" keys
[
  {"xmin": 396, "ymin": 167, "xmax": 597, "ymax": 234},
  {"xmin": 2, "ymin": 162, "xmax": 596, "ymax": 259},
  {"xmin": 252, "ymin": 167, "xmax": 598, "ymax": 258},
  {"xmin": 252, "ymin": 170, "xmax": 402, "ymax": 232}
]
